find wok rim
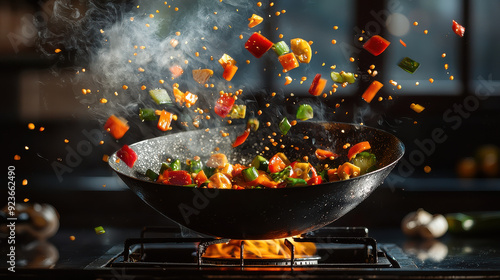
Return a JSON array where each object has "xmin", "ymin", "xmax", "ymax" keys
[{"xmin": 109, "ymin": 121, "xmax": 405, "ymax": 190}]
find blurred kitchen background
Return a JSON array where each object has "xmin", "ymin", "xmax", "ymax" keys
[{"xmin": 2, "ymin": 0, "xmax": 500, "ymax": 230}]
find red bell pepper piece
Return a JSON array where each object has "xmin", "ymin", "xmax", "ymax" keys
[
  {"xmin": 232, "ymin": 128, "xmax": 250, "ymax": 147},
  {"xmin": 214, "ymin": 95, "xmax": 235, "ymax": 118},
  {"xmin": 245, "ymin": 32, "xmax": 273, "ymax": 58},
  {"xmin": 268, "ymin": 154, "xmax": 287, "ymax": 173},
  {"xmin": 308, "ymin": 74, "xmax": 327, "ymax": 96},
  {"xmin": 315, "ymin": 149, "xmax": 339, "ymax": 160},
  {"xmin": 116, "ymin": 144, "xmax": 137, "ymax": 168},
  {"xmin": 363, "ymin": 35, "xmax": 390, "ymax": 56},
  {"xmin": 452, "ymin": 20, "xmax": 465, "ymax": 37},
  {"xmin": 307, "ymin": 176, "xmax": 322, "ymax": 185},
  {"xmin": 162, "ymin": 170, "xmax": 192, "ymax": 186},
  {"xmin": 347, "ymin": 141, "xmax": 371, "ymax": 160}
]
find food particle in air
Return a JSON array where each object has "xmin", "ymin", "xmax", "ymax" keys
[
  {"xmin": 361, "ymin": 81, "xmax": 383, "ymax": 103},
  {"xmin": 272, "ymin": 41, "xmax": 290, "ymax": 56},
  {"xmin": 441, "ymin": 53, "xmax": 446, "ymax": 58},
  {"xmin": 279, "ymin": 117, "xmax": 291, "ymax": 135},
  {"xmin": 22, "ymin": 179, "xmax": 28, "ymax": 186},
  {"xmin": 398, "ymin": 57, "xmax": 420, "ymax": 74},
  {"xmin": 122, "ymin": 85, "xmax": 128, "ymax": 90},
  {"xmin": 449, "ymin": 76, "xmax": 454, "ymax": 81},
  {"xmin": 104, "ymin": 115, "xmax": 129, "ymax": 139},
  {"xmin": 70, "ymin": 236, "xmax": 76, "ymax": 241},
  {"xmin": 452, "ymin": 20, "xmax": 465, "ymax": 37},
  {"xmin": 54, "ymin": 48, "xmax": 61, "ymax": 53},
  {"xmin": 248, "ymin": 14, "xmax": 263, "ymax": 28},
  {"xmin": 290, "ymin": 38, "xmax": 312, "ymax": 63},
  {"xmin": 429, "ymin": 78, "xmax": 434, "ymax": 83},
  {"xmin": 413, "ymin": 21, "xmax": 419, "ymax": 26},
  {"xmin": 245, "ymin": 32, "xmax": 273, "ymax": 58},
  {"xmin": 100, "ymin": 98, "xmax": 108, "ymax": 104},
  {"xmin": 192, "ymin": 69, "xmax": 214, "ymax": 84},
  {"xmin": 94, "ymin": 226, "xmax": 106, "ymax": 235},
  {"xmin": 284, "ymin": 76, "xmax": 292, "ymax": 85},
  {"xmin": 444, "ymin": 64, "xmax": 449, "ymax": 70},
  {"xmin": 424, "ymin": 166, "xmax": 432, "ymax": 173},
  {"xmin": 349, "ymin": 57, "xmax": 355, "ymax": 62},
  {"xmin": 363, "ymin": 35, "xmax": 390, "ymax": 56},
  {"xmin": 278, "ymin": 53, "xmax": 299, "ymax": 72},
  {"xmin": 28, "ymin": 123, "xmax": 35, "ymax": 130},
  {"xmin": 410, "ymin": 103, "xmax": 425, "ymax": 113},
  {"xmin": 331, "ymin": 39, "xmax": 337, "ymax": 45},
  {"xmin": 102, "ymin": 154, "xmax": 109, "ymax": 162},
  {"xmin": 296, "ymin": 104, "xmax": 314, "ymax": 121},
  {"xmin": 399, "ymin": 39, "xmax": 407, "ymax": 47},
  {"xmin": 14, "ymin": 155, "xmax": 21, "ymax": 160},
  {"xmin": 309, "ymin": 74, "xmax": 327, "ymax": 96}
]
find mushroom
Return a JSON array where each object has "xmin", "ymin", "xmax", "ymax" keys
[{"xmin": 401, "ymin": 209, "xmax": 448, "ymax": 239}]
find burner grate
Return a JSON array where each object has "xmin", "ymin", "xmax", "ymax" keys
[{"xmin": 112, "ymin": 226, "xmax": 396, "ymax": 269}]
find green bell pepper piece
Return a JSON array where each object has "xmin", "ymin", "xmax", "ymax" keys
[
  {"xmin": 251, "ymin": 155, "xmax": 269, "ymax": 171},
  {"xmin": 149, "ymin": 88, "xmax": 172, "ymax": 104},
  {"xmin": 398, "ymin": 57, "xmax": 420, "ymax": 74},
  {"xmin": 296, "ymin": 104, "xmax": 314, "ymax": 121},
  {"xmin": 139, "ymin": 108, "xmax": 157, "ymax": 121},
  {"xmin": 279, "ymin": 117, "xmax": 291, "ymax": 135}
]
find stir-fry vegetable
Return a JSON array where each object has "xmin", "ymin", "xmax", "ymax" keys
[
  {"xmin": 149, "ymin": 89, "xmax": 172, "ymax": 104},
  {"xmin": 278, "ymin": 53, "xmax": 299, "ymax": 72},
  {"xmin": 157, "ymin": 110, "xmax": 173, "ymax": 131},
  {"xmin": 214, "ymin": 95, "xmax": 235, "ymax": 118},
  {"xmin": 192, "ymin": 69, "xmax": 213, "ymax": 84},
  {"xmin": 361, "ymin": 81, "xmax": 384, "ymax": 103},
  {"xmin": 117, "ymin": 144, "xmax": 137, "ymax": 168},
  {"xmin": 452, "ymin": 20, "xmax": 465, "ymax": 37},
  {"xmin": 272, "ymin": 41, "xmax": 290, "ymax": 56},
  {"xmin": 143, "ymin": 140, "xmax": 377, "ymax": 188},
  {"xmin": 245, "ymin": 32, "xmax": 273, "ymax": 58},
  {"xmin": 290, "ymin": 38, "xmax": 312, "ymax": 63},
  {"xmin": 248, "ymin": 14, "xmax": 263, "ymax": 28},
  {"xmin": 398, "ymin": 57, "xmax": 420, "ymax": 74},
  {"xmin": 350, "ymin": 151, "xmax": 377, "ymax": 175},
  {"xmin": 222, "ymin": 64, "xmax": 238, "ymax": 81},
  {"xmin": 308, "ymin": 74, "xmax": 327, "ymax": 96},
  {"xmin": 296, "ymin": 104, "xmax": 314, "ymax": 121},
  {"xmin": 104, "ymin": 115, "xmax": 129, "ymax": 139},
  {"xmin": 363, "ymin": 35, "xmax": 390, "ymax": 56},
  {"xmin": 229, "ymin": 104, "xmax": 246, "ymax": 119},
  {"xmin": 139, "ymin": 108, "xmax": 157, "ymax": 121},
  {"xmin": 330, "ymin": 71, "xmax": 356, "ymax": 84},
  {"xmin": 279, "ymin": 117, "xmax": 291, "ymax": 135},
  {"xmin": 232, "ymin": 128, "xmax": 250, "ymax": 147}
]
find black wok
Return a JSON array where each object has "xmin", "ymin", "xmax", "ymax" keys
[{"xmin": 109, "ymin": 122, "xmax": 404, "ymax": 239}]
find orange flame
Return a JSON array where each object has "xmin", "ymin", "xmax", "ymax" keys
[{"xmin": 204, "ymin": 239, "xmax": 316, "ymax": 259}]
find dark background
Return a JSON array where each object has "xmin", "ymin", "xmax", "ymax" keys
[{"xmin": 2, "ymin": 0, "xmax": 500, "ymax": 231}]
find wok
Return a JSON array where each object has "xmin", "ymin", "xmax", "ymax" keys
[{"xmin": 109, "ymin": 122, "xmax": 404, "ymax": 239}]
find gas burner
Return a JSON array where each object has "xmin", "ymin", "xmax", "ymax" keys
[{"xmin": 98, "ymin": 226, "xmax": 410, "ymax": 270}]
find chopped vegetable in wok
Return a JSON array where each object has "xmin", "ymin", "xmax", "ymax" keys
[
  {"xmin": 245, "ymin": 32, "xmax": 273, "ymax": 58},
  {"xmin": 272, "ymin": 41, "xmax": 290, "ymax": 56},
  {"xmin": 452, "ymin": 20, "xmax": 465, "ymax": 37},
  {"xmin": 279, "ymin": 117, "xmax": 291, "ymax": 135},
  {"xmin": 296, "ymin": 104, "xmax": 314, "ymax": 121},
  {"xmin": 363, "ymin": 35, "xmax": 390, "ymax": 56},
  {"xmin": 144, "ymin": 141, "xmax": 377, "ymax": 188},
  {"xmin": 149, "ymin": 89, "xmax": 172, "ymax": 105}
]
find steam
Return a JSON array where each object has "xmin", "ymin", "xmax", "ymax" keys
[{"xmin": 37, "ymin": 0, "xmax": 259, "ymax": 133}]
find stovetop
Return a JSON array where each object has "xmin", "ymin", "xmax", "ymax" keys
[{"xmin": 3, "ymin": 225, "xmax": 500, "ymax": 279}]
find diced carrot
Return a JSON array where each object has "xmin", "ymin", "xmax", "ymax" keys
[
  {"xmin": 278, "ymin": 53, "xmax": 299, "ymax": 72},
  {"xmin": 222, "ymin": 64, "xmax": 238, "ymax": 81},
  {"xmin": 410, "ymin": 103, "xmax": 425, "ymax": 113},
  {"xmin": 361, "ymin": 81, "xmax": 384, "ymax": 103},
  {"xmin": 104, "ymin": 115, "xmax": 129, "ymax": 139},
  {"xmin": 399, "ymin": 39, "xmax": 407, "ymax": 47}
]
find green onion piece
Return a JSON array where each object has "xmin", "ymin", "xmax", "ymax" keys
[
  {"xmin": 279, "ymin": 117, "xmax": 291, "ymax": 135},
  {"xmin": 271, "ymin": 166, "xmax": 292, "ymax": 182},
  {"xmin": 341, "ymin": 72, "xmax": 356, "ymax": 84},
  {"xmin": 330, "ymin": 71, "xmax": 344, "ymax": 83},
  {"xmin": 247, "ymin": 118, "xmax": 260, "ymax": 131},
  {"xmin": 242, "ymin": 167, "xmax": 259, "ymax": 182},
  {"xmin": 286, "ymin": 177, "xmax": 307, "ymax": 187},
  {"xmin": 170, "ymin": 159, "xmax": 181, "ymax": 171},
  {"xmin": 251, "ymin": 155, "xmax": 269, "ymax": 171},
  {"xmin": 296, "ymin": 104, "xmax": 314, "ymax": 121},
  {"xmin": 149, "ymin": 89, "xmax": 172, "ymax": 104},
  {"xmin": 94, "ymin": 226, "xmax": 106, "ymax": 235},
  {"xmin": 183, "ymin": 184, "xmax": 197, "ymax": 188},
  {"xmin": 229, "ymin": 105, "xmax": 247, "ymax": 119},
  {"xmin": 272, "ymin": 41, "xmax": 290, "ymax": 56},
  {"xmin": 139, "ymin": 108, "xmax": 157, "ymax": 121},
  {"xmin": 398, "ymin": 57, "xmax": 420, "ymax": 74},
  {"xmin": 145, "ymin": 169, "xmax": 159, "ymax": 181},
  {"xmin": 189, "ymin": 159, "xmax": 203, "ymax": 173}
]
